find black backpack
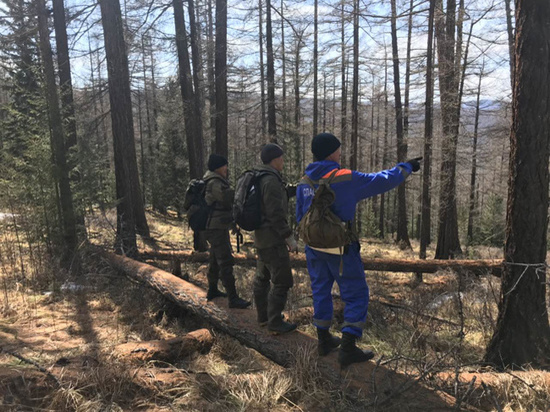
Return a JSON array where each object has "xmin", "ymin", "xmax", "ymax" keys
[
  {"xmin": 183, "ymin": 179, "xmax": 210, "ymax": 231},
  {"xmin": 233, "ymin": 170, "xmax": 269, "ymax": 231}
]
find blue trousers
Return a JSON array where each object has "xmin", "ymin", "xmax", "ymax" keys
[{"xmin": 305, "ymin": 242, "xmax": 369, "ymax": 337}]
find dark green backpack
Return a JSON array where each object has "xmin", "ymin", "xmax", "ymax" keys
[{"xmin": 297, "ymin": 170, "xmax": 350, "ymax": 249}]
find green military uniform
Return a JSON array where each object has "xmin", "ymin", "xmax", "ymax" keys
[
  {"xmin": 253, "ymin": 164, "xmax": 294, "ymax": 329},
  {"xmin": 203, "ymin": 170, "xmax": 239, "ymax": 300}
]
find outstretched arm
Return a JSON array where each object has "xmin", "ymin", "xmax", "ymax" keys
[{"xmin": 353, "ymin": 162, "xmax": 412, "ymax": 201}]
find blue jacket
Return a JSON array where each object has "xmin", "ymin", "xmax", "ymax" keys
[{"xmin": 296, "ymin": 160, "xmax": 412, "ymax": 224}]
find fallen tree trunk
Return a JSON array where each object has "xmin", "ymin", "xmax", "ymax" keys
[
  {"xmin": 139, "ymin": 249, "xmax": 503, "ymax": 277},
  {"xmin": 114, "ymin": 329, "xmax": 214, "ymax": 363},
  {"xmin": 98, "ymin": 248, "xmax": 470, "ymax": 409}
]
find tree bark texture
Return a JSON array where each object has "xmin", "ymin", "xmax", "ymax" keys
[
  {"xmin": 349, "ymin": 0, "xmax": 359, "ymax": 171},
  {"xmin": 420, "ymin": 0, "xmax": 435, "ymax": 262},
  {"xmin": 99, "ymin": 0, "xmax": 150, "ymax": 250},
  {"xmin": 51, "ymin": 0, "xmax": 77, "ymax": 152},
  {"xmin": 467, "ymin": 64, "xmax": 482, "ymax": 244},
  {"xmin": 504, "ymin": 0, "xmax": 515, "ymax": 90},
  {"xmin": 313, "ymin": 0, "xmax": 318, "ymax": 136},
  {"xmin": 434, "ymin": 0, "xmax": 462, "ymax": 259},
  {"xmin": 259, "ymin": 0, "xmax": 266, "ymax": 137},
  {"xmin": 214, "ymin": 0, "xmax": 228, "ymax": 156},
  {"xmin": 390, "ymin": 0, "xmax": 410, "ymax": 248},
  {"xmin": 173, "ymin": 0, "xmax": 205, "ymax": 179},
  {"xmin": 484, "ymin": 0, "xmax": 550, "ymax": 368},
  {"xmin": 265, "ymin": 0, "xmax": 277, "ymax": 140},
  {"xmin": 340, "ymin": 2, "xmax": 347, "ymax": 165},
  {"xmin": 37, "ymin": 0, "xmax": 77, "ymax": 260}
]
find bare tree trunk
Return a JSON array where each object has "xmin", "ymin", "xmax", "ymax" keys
[
  {"xmin": 266, "ymin": 0, "xmax": 277, "ymax": 140},
  {"xmin": 188, "ymin": 0, "xmax": 203, "ymax": 109},
  {"xmin": 419, "ymin": 0, "xmax": 435, "ymax": 268},
  {"xmin": 390, "ymin": 0, "xmax": 410, "ymax": 248},
  {"xmin": 137, "ymin": 90, "xmax": 146, "ymax": 205},
  {"xmin": 403, "ymin": 0, "xmax": 413, "ymax": 137},
  {"xmin": 313, "ymin": 0, "xmax": 318, "ymax": 136},
  {"xmin": 141, "ymin": 36, "xmax": 152, "ymax": 208},
  {"xmin": 52, "ymin": 0, "xmax": 86, "ymax": 233},
  {"xmin": 467, "ymin": 61, "xmax": 483, "ymax": 244},
  {"xmin": 379, "ymin": 55, "xmax": 389, "ymax": 239},
  {"xmin": 37, "ymin": 0, "xmax": 77, "ymax": 261},
  {"xmin": 148, "ymin": 38, "xmax": 164, "ymax": 213},
  {"xmin": 173, "ymin": 0, "xmax": 205, "ymax": 179},
  {"xmin": 293, "ymin": 33, "xmax": 303, "ymax": 171},
  {"xmin": 484, "ymin": 0, "xmax": 550, "ymax": 368},
  {"xmin": 52, "ymin": 0, "xmax": 76, "ymax": 152},
  {"xmin": 207, "ymin": 0, "xmax": 216, "ymax": 152},
  {"xmin": 259, "ymin": 0, "xmax": 266, "ymax": 137},
  {"xmin": 99, "ymin": 0, "xmax": 151, "ymax": 251},
  {"xmin": 280, "ymin": 0, "xmax": 287, "ymax": 135},
  {"xmin": 215, "ymin": 0, "xmax": 228, "ymax": 155},
  {"xmin": 434, "ymin": 0, "xmax": 462, "ymax": 259},
  {"xmin": 373, "ymin": 82, "xmax": 380, "ymax": 224},
  {"xmin": 96, "ymin": 49, "xmax": 112, "ymax": 174},
  {"xmin": 340, "ymin": 1, "xmax": 347, "ymax": 165},
  {"xmin": 349, "ymin": 0, "xmax": 359, "ymax": 171},
  {"xmin": 322, "ymin": 72, "xmax": 327, "ymax": 131},
  {"xmin": 504, "ymin": 0, "xmax": 514, "ymax": 89}
]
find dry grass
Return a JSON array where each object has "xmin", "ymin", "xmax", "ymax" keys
[{"xmin": 1, "ymin": 209, "xmax": 549, "ymax": 411}]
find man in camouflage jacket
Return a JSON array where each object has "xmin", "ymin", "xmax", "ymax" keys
[
  {"xmin": 203, "ymin": 154, "xmax": 250, "ymax": 309},
  {"xmin": 253, "ymin": 144, "xmax": 298, "ymax": 334}
]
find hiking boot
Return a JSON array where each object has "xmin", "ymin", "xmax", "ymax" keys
[
  {"xmin": 338, "ymin": 332, "xmax": 374, "ymax": 368},
  {"xmin": 206, "ymin": 288, "xmax": 227, "ymax": 301},
  {"xmin": 317, "ymin": 328, "xmax": 342, "ymax": 356},
  {"xmin": 259, "ymin": 314, "xmax": 288, "ymax": 327},
  {"xmin": 268, "ymin": 320, "xmax": 297, "ymax": 335},
  {"xmin": 229, "ymin": 296, "xmax": 252, "ymax": 309}
]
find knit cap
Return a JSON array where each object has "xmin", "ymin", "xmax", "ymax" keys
[
  {"xmin": 208, "ymin": 154, "xmax": 228, "ymax": 171},
  {"xmin": 311, "ymin": 133, "xmax": 341, "ymax": 160},
  {"xmin": 260, "ymin": 143, "xmax": 284, "ymax": 164}
]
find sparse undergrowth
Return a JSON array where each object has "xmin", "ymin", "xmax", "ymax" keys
[{"xmin": 0, "ymin": 210, "xmax": 549, "ymax": 411}]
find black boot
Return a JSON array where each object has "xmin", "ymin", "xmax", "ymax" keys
[
  {"xmin": 338, "ymin": 332, "xmax": 374, "ymax": 368},
  {"xmin": 222, "ymin": 272, "xmax": 251, "ymax": 309},
  {"xmin": 317, "ymin": 328, "xmax": 342, "ymax": 356},
  {"xmin": 267, "ymin": 289, "xmax": 296, "ymax": 334},
  {"xmin": 268, "ymin": 321, "xmax": 297, "ymax": 334},
  {"xmin": 229, "ymin": 296, "xmax": 252, "ymax": 309},
  {"xmin": 254, "ymin": 277, "xmax": 270, "ymax": 326},
  {"xmin": 206, "ymin": 287, "xmax": 227, "ymax": 301}
]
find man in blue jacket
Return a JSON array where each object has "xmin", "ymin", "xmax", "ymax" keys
[{"xmin": 296, "ymin": 133, "xmax": 421, "ymax": 367}]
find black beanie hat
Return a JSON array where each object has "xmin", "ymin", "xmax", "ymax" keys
[
  {"xmin": 261, "ymin": 143, "xmax": 284, "ymax": 164},
  {"xmin": 208, "ymin": 154, "xmax": 228, "ymax": 171},
  {"xmin": 311, "ymin": 133, "xmax": 341, "ymax": 160}
]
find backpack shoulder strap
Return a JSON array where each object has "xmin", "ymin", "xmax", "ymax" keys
[
  {"xmin": 299, "ymin": 169, "xmax": 339, "ymax": 189},
  {"xmin": 204, "ymin": 175, "xmax": 224, "ymax": 183},
  {"xmin": 323, "ymin": 169, "xmax": 339, "ymax": 184},
  {"xmin": 256, "ymin": 169, "xmax": 281, "ymax": 182},
  {"xmin": 300, "ymin": 175, "xmax": 316, "ymax": 189}
]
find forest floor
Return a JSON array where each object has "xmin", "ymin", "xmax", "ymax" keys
[{"xmin": 0, "ymin": 209, "xmax": 549, "ymax": 411}]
